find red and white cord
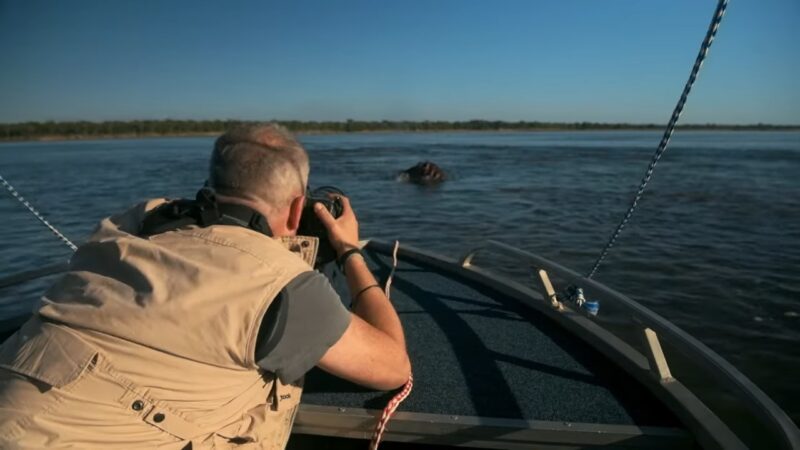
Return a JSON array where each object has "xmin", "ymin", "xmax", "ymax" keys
[{"xmin": 369, "ymin": 241, "xmax": 413, "ymax": 450}]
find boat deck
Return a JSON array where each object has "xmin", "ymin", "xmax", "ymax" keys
[{"xmin": 303, "ymin": 247, "xmax": 679, "ymax": 428}]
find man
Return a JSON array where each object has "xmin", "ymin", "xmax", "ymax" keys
[{"xmin": 0, "ymin": 123, "xmax": 410, "ymax": 449}]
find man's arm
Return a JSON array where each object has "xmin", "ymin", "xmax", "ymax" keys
[{"xmin": 313, "ymin": 197, "xmax": 411, "ymax": 390}]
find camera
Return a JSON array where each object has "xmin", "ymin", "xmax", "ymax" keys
[{"xmin": 298, "ymin": 186, "xmax": 345, "ymax": 267}]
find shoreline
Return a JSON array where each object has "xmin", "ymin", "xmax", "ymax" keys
[{"xmin": 2, "ymin": 127, "xmax": 799, "ymax": 144}]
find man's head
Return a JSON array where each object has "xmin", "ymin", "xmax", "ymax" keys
[
  {"xmin": 210, "ymin": 123, "xmax": 309, "ymax": 209},
  {"xmin": 209, "ymin": 123, "xmax": 310, "ymax": 234}
]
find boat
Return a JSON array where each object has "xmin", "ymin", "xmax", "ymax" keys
[
  {"xmin": 1, "ymin": 238, "xmax": 799, "ymax": 449},
  {"xmin": 3, "ymin": 1, "xmax": 798, "ymax": 447}
]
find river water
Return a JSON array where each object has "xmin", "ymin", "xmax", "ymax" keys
[{"xmin": 0, "ymin": 130, "xmax": 798, "ymax": 424}]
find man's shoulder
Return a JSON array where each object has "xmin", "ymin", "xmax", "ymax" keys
[
  {"xmin": 87, "ymin": 198, "xmax": 312, "ymax": 273},
  {"xmin": 180, "ymin": 227, "xmax": 308, "ymax": 268},
  {"xmin": 283, "ymin": 270, "xmax": 336, "ymax": 298},
  {"xmin": 256, "ymin": 270, "xmax": 350, "ymax": 383},
  {"xmin": 86, "ymin": 198, "xmax": 169, "ymax": 240}
]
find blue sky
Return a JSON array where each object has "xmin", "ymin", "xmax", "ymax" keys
[{"xmin": 0, "ymin": 0, "xmax": 797, "ymax": 124}]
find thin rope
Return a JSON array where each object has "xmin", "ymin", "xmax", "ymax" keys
[
  {"xmin": 369, "ymin": 240, "xmax": 413, "ymax": 450},
  {"xmin": 0, "ymin": 174, "xmax": 78, "ymax": 252},
  {"xmin": 383, "ymin": 240, "xmax": 400, "ymax": 298},
  {"xmin": 586, "ymin": 0, "xmax": 728, "ymax": 279}
]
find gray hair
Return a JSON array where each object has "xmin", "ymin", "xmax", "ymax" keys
[{"xmin": 209, "ymin": 123, "xmax": 309, "ymax": 211}]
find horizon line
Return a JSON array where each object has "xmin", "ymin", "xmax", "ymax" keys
[{"xmin": 2, "ymin": 119, "xmax": 799, "ymax": 127}]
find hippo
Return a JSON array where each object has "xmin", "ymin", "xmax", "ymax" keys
[{"xmin": 398, "ymin": 161, "xmax": 447, "ymax": 185}]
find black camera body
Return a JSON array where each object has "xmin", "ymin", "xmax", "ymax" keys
[{"xmin": 298, "ymin": 186, "xmax": 345, "ymax": 267}]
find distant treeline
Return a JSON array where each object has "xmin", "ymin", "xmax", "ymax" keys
[{"xmin": 1, "ymin": 119, "xmax": 797, "ymax": 141}]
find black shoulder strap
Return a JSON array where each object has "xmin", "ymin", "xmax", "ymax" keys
[{"xmin": 139, "ymin": 188, "xmax": 272, "ymax": 238}]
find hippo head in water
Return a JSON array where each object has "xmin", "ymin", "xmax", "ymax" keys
[{"xmin": 399, "ymin": 161, "xmax": 446, "ymax": 185}]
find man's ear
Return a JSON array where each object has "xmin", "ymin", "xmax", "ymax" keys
[{"xmin": 287, "ymin": 195, "xmax": 305, "ymax": 233}]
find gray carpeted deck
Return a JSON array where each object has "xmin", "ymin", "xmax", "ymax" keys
[{"xmin": 303, "ymin": 247, "xmax": 678, "ymax": 427}]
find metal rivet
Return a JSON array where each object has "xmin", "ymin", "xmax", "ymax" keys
[
  {"xmin": 153, "ymin": 413, "xmax": 165, "ymax": 423},
  {"xmin": 131, "ymin": 400, "xmax": 144, "ymax": 411},
  {"xmin": 301, "ymin": 240, "xmax": 310, "ymax": 248}
]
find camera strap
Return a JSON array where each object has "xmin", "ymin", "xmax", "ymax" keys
[{"xmin": 139, "ymin": 187, "xmax": 273, "ymax": 238}]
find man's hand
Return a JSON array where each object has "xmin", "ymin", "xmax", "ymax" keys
[{"xmin": 314, "ymin": 195, "xmax": 360, "ymax": 255}]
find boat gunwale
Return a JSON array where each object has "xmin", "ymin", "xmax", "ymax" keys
[
  {"xmin": 358, "ymin": 239, "xmax": 798, "ymax": 449},
  {"xmin": 476, "ymin": 239, "xmax": 799, "ymax": 449},
  {"xmin": 293, "ymin": 404, "xmax": 691, "ymax": 449}
]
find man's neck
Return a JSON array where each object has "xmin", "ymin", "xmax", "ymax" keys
[{"xmin": 214, "ymin": 193, "xmax": 292, "ymax": 237}]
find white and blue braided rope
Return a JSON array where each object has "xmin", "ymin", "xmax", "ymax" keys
[
  {"xmin": 0, "ymin": 174, "xmax": 78, "ymax": 252},
  {"xmin": 587, "ymin": 0, "xmax": 728, "ymax": 279}
]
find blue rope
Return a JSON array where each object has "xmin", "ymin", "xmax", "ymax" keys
[{"xmin": 586, "ymin": 0, "xmax": 729, "ymax": 279}]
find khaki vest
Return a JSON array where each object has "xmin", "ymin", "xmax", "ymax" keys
[{"xmin": 0, "ymin": 199, "xmax": 320, "ymax": 449}]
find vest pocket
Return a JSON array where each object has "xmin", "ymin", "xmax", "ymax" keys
[
  {"xmin": 0, "ymin": 317, "xmax": 99, "ymax": 444},
  {"xmin": 212, "ymin": 380, "xmax": 303, "ymax": 448},
  {"xmin": 0, "ymin": 317, "xmax": 98, "ymax": 389}
]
